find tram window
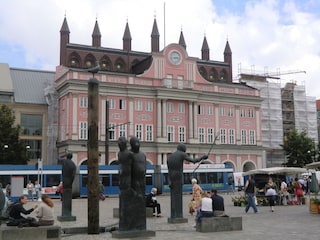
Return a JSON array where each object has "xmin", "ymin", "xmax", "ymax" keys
[
  {"xmin": 100, "ymin": 175, "xmax": 110, "ymax": 186},
  {"xmin": 82, "ymin": 176, "xmax": 88, "ymax": 187},
  {"xmin": 0, "ymin": 176, "xmax": 10, "ymax": 186},
  {"xmin": 217, "ymin": 172, "xmax": 223, "ymax": 183},
  {"xmin": 198, "ymin": 173, "xmax": 206, "ymax": 184},
  {"xmin": 207, "ymin": 172, "xmax": 215, "ymax": 183},
  {"xmin": 146, "ymin": 175, "xmax": 152, "ymax": 185},
  {"xmin": 208, "ymin": 172, "xmax": 218, "ymax": 183},
  {"xmin": 163, "ymin": 173, "xmax": 169, "ymax": 185},
  {"xmin": 111, "ymin": 174, "xmax": 119, "ymax": 186},
  {"xmin": 27, "ymin": 175, "xmax": 38, "ymax": 186},
  {"xmin": 46, "ymin": 175, "xmax": 61, "ymax": 187},
  {"xmin": 184, "ymin": 173, "xmax": 193, "ymax": 184}
]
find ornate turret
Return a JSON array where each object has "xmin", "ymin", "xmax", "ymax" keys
[
  {"xmin": 151, "ymin": 18, "xmax": 160, "ymax": 52},
  {"xmin": 201, "ymin": 35, "xmax": 209, "ymax": 61},
  {"xmin": 60, "ymin": 17, "xmax": 70, "ymax": 65},
  {"xmin": 92, "ymin": 20, "xmax": 101, "ymax": 47},
  {"xmin": 224, "ymin": 40, "xmax": 232, "ymax": 81},
  {"xmin": 178, "ymin": 30, "xmax": 186, "ymax": 50},
  {"xmin": 123, "ymin": 21, "xmax": 132, "ymax": 51}
]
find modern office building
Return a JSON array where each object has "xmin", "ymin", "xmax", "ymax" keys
[{"xmin": 0, "ymin": 63, "xmax": 56, "ymax": 165}]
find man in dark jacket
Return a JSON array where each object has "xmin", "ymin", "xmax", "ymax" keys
[
  {"xmin": 210, "ymin": 189, "xmax": 225, "ymax": 216},
  {"xmin": 146, "ymin": 188, "xmax": 161, "ymax": 217},
  {"xmin": 8, "ymin": 195, "xmax": 38, "ymax": 226}
]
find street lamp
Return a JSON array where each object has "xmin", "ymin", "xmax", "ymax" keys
[{"xmin": 1, "ymin": 144, "xmax": 8, "ymax": 163}]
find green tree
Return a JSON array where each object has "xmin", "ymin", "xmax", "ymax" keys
[
  {"xmin": 0, "ymin": 104, "xmax": 29, "ymax": 164},
  {"xmin": 281, "ymin": 129, "xmax": 316, "ymax": 167}
]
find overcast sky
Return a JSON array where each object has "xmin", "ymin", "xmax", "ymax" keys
[{"xmin": 1, "ymin": 0, "xmax": 319, "ymax": 98}]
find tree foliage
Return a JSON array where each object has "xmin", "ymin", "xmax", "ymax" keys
[
  {"xmin": 281, "ymin": 129, "xmax": 316, "ymax": 167},
  {"xmin": 0, "ymin": 104, "xmax": 29, "ymax": 164}
]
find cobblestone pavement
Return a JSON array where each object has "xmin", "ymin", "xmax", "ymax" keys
[{"xmin": 23, "ymin": 192, "xmax": 320, "ymax": 240}]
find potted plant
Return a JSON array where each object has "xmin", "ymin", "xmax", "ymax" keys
[{"xmin": 310, "ymin": 197, "xmax": 320, "ymax": 214}]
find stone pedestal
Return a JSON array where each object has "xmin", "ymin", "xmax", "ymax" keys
[
  {"xmin": 57, "ymin": 188, "xmax": 76, "ymax": 222},
  {"xmin": 112, "ymin": 230, "xmax": 155, "ymax": 238},
  {"xmin": 167, "ymin": 217, "xmax": 188, "ymax": 224}
]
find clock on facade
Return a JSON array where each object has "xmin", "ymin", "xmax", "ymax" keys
[{"xmin": 169, "ymin": 51, "xmax": 181, "ymax": 65}]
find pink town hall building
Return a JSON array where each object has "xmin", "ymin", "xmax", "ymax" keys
[{"xmin": 55, "ymin": 17, "xmax": 264, "ymax": 172}]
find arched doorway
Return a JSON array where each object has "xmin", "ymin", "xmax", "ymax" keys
[{"xmin": 243, "ymin": 162, "xmax": 256, "ymax": 172}]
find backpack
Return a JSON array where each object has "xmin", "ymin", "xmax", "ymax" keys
[{"xmin": 1, "ymin": 201, "xmax": 18, "ymax": 220}]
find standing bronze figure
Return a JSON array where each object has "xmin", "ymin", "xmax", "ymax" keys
[{"xmin": 167, "ymin": 143, "xmax": 207, "ymax": 223}]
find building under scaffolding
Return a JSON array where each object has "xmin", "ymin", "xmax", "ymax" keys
[{"xmin": 239, "ymin": 73, "xmax": 317, "ymax": 167}]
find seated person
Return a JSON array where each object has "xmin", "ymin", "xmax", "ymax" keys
[
  {"xmin": 194, "ymin": 192, "xmax": 214, "ymax": 226},
  {"xmin": 146, "ymin": 187, "xmax": 161, "ymax": 217},
  {"xmin": 35, "ymin": 194, "xmax": 54, "ymax": 226},
  {"xmin": 7, "ymin": 195, "xmax": 38, "ymax": 226},
  {"xmin": 210, "ymin": 189, "xmax": 225, "ymax": 217}
]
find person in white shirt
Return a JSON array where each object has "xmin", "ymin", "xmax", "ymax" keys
[
  {"xmin": 34, "ymin": 181, "xmax": 41, "ymax": 199},
  {"xmin": 280, "ymin": 179, "xmax": 289, "ymax": 205},
  {"xmin": 194, "ymin": 192, "xmax": 213, "ymax": 227}
]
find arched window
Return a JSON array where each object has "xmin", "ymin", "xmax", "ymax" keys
[
  {"xmin": 198, "ymin": 66, "xmax": 207, "ymax": 79},
  {"xmin": 114, "ymin": 58, "xmax": 126, "ymax": 72},
  {"xmin": 209, "ymin": 68, "xmax": 218, "ymax": 82},
  {"xmin": 219, "ymin": 70, "xmax": 228, "ymax": 82},
  {"xmin": 84, "ymin": 54, "xmax": 96, "ymax": 69},
  {"xmin": 68, "ymin": 52, "xmax": 81, "ymax": 68},
  {"xmin": 100, "ymin": 56, "xmax": 112, "ymax": 71}
]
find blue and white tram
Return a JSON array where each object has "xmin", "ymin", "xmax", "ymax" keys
[
  {"xmin": 160, "ymin": 163, "xmax": 234, "ymax": 193},
  {"xmin": 78, "ymin": 165, "xmax": 155, "ymax": 197}
]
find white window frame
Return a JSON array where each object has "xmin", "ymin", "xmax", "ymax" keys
[
  {"xmin": 178, "ymin": 103, "xmax": 185, "ymax": 113},
  {"xmin": 220, "ymin": 107, "xmax": 225, "ymax": 116},
  {"xmin": 198, "ymin": 127, "xmax": 205, "ymax": 143},
  {"xmin": 146, "ymin": 101, "xmax": 153, "ymax": 112},
  {"xmin": 179, "ymin": 126, "xmax": 186, "ymax": 142},
  {"xmin": 240, "ymin": 108, "xmax": 246, "ymax": 117},
  {"xmin": 80, "ymin": 97, "xmax": 88, "ymax": 108},
  {"xmin": 207, "ymin": 128, "xmax": 214, "ymax": 143},
  {"xmin": 167, "ymin": 102, "xmax": 174, "ymax": 113},
  {"xmin": 146, "ymin": 125, "xmax": 153, "ymax": 141},
  {"xmin": 119, "ymin": 99, "xmax": 126, "ymax": 110},
  {"xmin": 228, "ymin": 108, "xmax": 234, "ymax": 117},
  {"xmin": 241, "ymin": 129, "xmax": 247, "ymax": 144},
  {"xmin": 198, "ymin": 105, "xmax": 204, "ymax": 115},
  {"xmin": 136, "ymin": 124, "xmax": 143, "ymax": 140},
  {"xmin": 108, "ymin": 99, "xmax": 115, "ymax": 109},
  {"xmin": 108, "ymin": 123, "xmax": 116, "ymax": 140},
  {"xmin": 249, "ymin": 130, "xmax": 255, "ymax": 145},
  {"xmin": 248, "ymin": 108, "xmax": 254, "ymax": 118},
  {"xmin": 208, "ymin": 106, "xmax": 214, "ymax": 115},
  {"xmin": 167, "ymin": 125, "xmax": 174, "ymax": 142},
  {"xmin": 119, "ymin": 124, "xmax": 127, "ymax": 137},
  {"xmin": 79, "ymin": 121, "xmax": 88, "ymax": 140},
  {"xmin": 135, "ymin": 100, "xmax": 142, "ymax": 111},
  {"xmin": 220, "ymin": 128, "xmax": 226, "ymax": 144},
  {"xmin": 229, "ymin": 129, "xmax": 235, "ymax": 144}
]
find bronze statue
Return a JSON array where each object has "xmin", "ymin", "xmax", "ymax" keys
[
  {"xmin": 118, "ymin": 136, "xmax": 134, "ymax": 230},
  {"xmin": 58, "ymin": 152, "xmax": 76, "ymax": 221},
  {"xmin": 167, "ymin": 143, "xmax": 208, "ymax": 222}
]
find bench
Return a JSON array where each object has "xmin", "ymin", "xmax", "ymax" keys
[
  {"xmin": 0, "ymin": 225, "xmax": 61, "ymax": 240},
  {"xmin": 113, "ymin": 208, "xmax": 154, "ymax": 218},
  {"xmin": 196, "ymin": 216, "xmax": 242, "ymax": 232}
]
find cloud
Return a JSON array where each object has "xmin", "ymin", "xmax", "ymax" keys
[{"xmin": 0, "ymin": 0, "xmax": 319, "ymax": 97}]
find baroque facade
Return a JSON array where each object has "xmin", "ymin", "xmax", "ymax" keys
[{"xmin": 55, "ymin": 17, "xmax": 264, "ymax": 172}]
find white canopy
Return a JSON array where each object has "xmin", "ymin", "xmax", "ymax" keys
[
  {"xmin": 305, "ymin": 162, "xmax": 320, "ymax": 169},
  {"xmin": 242, "ymin": 167, "xmax": 307, "ymax": 176}
]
